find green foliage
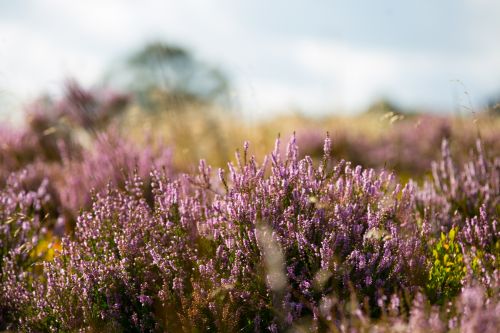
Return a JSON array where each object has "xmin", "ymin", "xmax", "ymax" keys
[{"xmin": 426, "ymin": 227, "xmax": 466, "ymax": 304}]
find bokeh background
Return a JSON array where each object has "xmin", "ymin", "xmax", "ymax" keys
[
  {"xmin": 1, "ymin": 0, "xmax": 500, "ymax": 119},
  {"xmin": 1, "ymin": 0, "xmax": 499, "ymax": 175}
]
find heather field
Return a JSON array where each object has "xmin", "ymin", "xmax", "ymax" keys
[{"xmin": 0, "ymin": 83, "xmax": 499, "ymax": 332}]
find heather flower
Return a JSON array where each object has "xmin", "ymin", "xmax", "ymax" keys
[
  {"xmin": 1, "ymin": 130, "xmax": 497, "ymax": 332},
  {"xmin": 414, "ymin": 139, "xmax": 499, "ymax": 242},
  {"xmin": 459, "ymin": 286, "xmax": 500, "ymax": 333},
  {"xmin": 58, "ymin": 130, "xmax": 172, "ymax": 224},
  {"xmin": 0, "ymin": 170, "xmax": 52, "ymax": 330},
  {"xmin": 56, "ymin": 80, "xmax": 130, "ymax": 131}
]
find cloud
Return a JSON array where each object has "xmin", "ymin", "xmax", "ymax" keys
[
  {"xmin": 0, "ymin": 22, "xmax": 105, "ymax": 97},
  {"xmin": 290, "ymin": 36, "xmax": 500, "ymax": 111},
  {"xmin": 294, "ymin": 40, "xmax": 404, "ymax": 108}
]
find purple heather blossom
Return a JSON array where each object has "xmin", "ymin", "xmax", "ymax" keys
[{"xmin": 0, "ymin": 129, "xmax": 498, "ymax": 332}]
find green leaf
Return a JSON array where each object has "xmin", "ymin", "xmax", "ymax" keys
[{"xmin": 449, "ymin": 228, "xmax": 456, "ymax": 242}]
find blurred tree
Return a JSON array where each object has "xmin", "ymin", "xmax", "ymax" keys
[
  {"xmin": 487, "ymin": 94, "xmax": 500, "ymax": 115},
  {"xmin": 364, "ymin": 98, "xmax": 404, "ymax": 116},
  {"xmin": 109, "ymin": 41, "xmax": 230, "ymax": 112}
]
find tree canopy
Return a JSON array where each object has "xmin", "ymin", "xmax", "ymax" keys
[{"xmin": 110, "ymin": 41, "xmax": 230, "ymax": 112}]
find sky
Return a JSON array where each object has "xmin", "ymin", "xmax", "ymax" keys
[{"xmin": 1, "ymin": 0, "xmax": 500, "ymax": 120}]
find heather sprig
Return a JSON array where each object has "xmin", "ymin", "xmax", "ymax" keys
[
  {"xmin": 58, "ymin": 130, "xmax": 172, "ymax": 224},
  {"xmin": 416, "ymin": 139, "xmax": 500, "ymax": 234},
  {"xmin": 1, "ymin": 131, "xmax": 498, "ymax": 332},
  {"xmin": 0, "ymin": 170, "xmax": 53, "ymax": 330},
  {"xmin": 24, "ymin": 135, "xmax": 432, "ymax": 331}
]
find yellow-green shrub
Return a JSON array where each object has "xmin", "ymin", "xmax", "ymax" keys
[{"xmin": 426, "ymin": 227, "xmax": 466, "ymax": 304}]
